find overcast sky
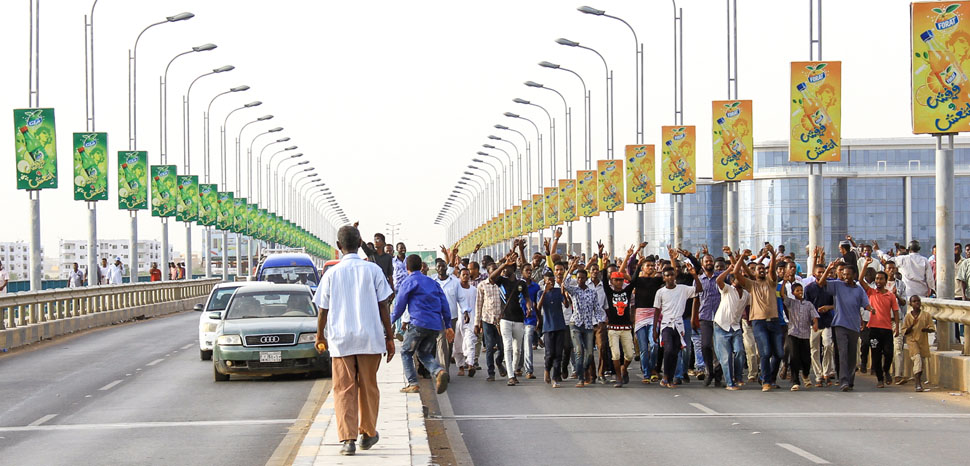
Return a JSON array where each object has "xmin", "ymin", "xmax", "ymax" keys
[{"xmin": 0, "ymin": 0, "xmax": 924, "ymax": 258}]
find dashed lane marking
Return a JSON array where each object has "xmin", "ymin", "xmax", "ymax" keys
[
  {"xmin": 146, "ymin": 358, "xmax": 164, "ymax": 366},
  {"xmin": 689, "ymin": 403, "xmax": 718, "ymax": 414},
  {"xmin": 98, "ymin": 380, "xmax": 123, "ymax": 391},
  {"xmin": 27, "ymin": 415, "xmax": 57, "ymax": 427},
  {"xmin": 777, "ymin": 443, "xmax": 830, "ymax": 464}
]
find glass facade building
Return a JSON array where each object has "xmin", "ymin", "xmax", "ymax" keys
[{"xmin": 644, "ymin": 138, "xmax": 970, "ymax": 255}]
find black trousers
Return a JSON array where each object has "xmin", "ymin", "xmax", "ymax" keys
[
  {"xmin": 543, "ymin": 329, "xmax": 568, "ymax": 381},
  {"xmin": 869, "ymin": 327, "xmax": 894, "ymax": 383},
  {"xmin": 561, "ymin": 328, "xmax": 574, "ymax": 377},
  {"xmin": 661, "ymin": 327, "xmax": 682, "ymax": 382},
  {"xmin": 700, "ymin": 320, "xmax": 722, "ymax": 382},
  {"xmin": 834, "ymin": 326, "xmax": 860, "ymax": 388},
  {"xmin": 788, "ymin": 335, "xmax": 811, "ymax": 385},
  {"xmin": 859, "ymin": 325, "xmax": 872, "ymax": 370}
]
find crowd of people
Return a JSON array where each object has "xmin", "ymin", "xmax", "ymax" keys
[{"xmin": 383, "ymin": 228, "xmax": 968, "ymax": 394}]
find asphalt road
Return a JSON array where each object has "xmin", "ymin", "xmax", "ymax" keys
[
  {"xmin": 0, "ymin": 310, "xmax": 319, "ymax": 466},
  {"xmin": 441, "ymin": 348, "xmax": 970, "ymax": 466}
]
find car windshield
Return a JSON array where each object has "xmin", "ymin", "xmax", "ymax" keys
[
  {"xmin": 207, "ymin": 287, "xmax": 240, "ymax": 311},
  {"xmin": 261, "ymin": 266, "xmax": 318, "ymax": 286},
  {"xmin": 225, "ymin": 292, "xmax": 317, "ymax": 319}
]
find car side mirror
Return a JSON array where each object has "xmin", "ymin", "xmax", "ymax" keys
[
  {"xmin": 193, "ymin": 303, "xmax": 204, "ymax": 312},
  {"xmin": 208, "ymin": 311, "xmax": 223, "ymax": 320}
]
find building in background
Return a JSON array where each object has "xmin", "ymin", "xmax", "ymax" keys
[
  {"xmin": 644, "ymin": 137, "xmax": 970, "ymax": 256},
  {"xmin": 58, "ymin": 239, "xmax": 173, "ymax": 279},
  {"xmin": 0, "ymin": 242, "xmax": 43, "ymax": 281}
]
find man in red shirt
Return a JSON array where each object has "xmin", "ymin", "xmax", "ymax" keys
[
  {"xmin": 149, "ymin": 262, "xmax": 162, "ymax": 282},
  {"xmin": 860, "ymin": 257, "xmax": 900, "ymax": 388}
]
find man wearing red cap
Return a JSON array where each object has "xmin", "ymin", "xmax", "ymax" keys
[{"xmin": 600, "ymin": 246, "xmax": 636, "ymax": 388}]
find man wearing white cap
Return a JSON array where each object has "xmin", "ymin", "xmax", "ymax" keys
[{"xmin": 108, "ymin": 257, "xmax": 124, "ymax": 285}]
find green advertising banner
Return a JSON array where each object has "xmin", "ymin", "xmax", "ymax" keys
[
  {"xmin": 118, "ymin": 151, "xmax": 148, "ymax": 210},
  {"xmin": 72, "ymin": 132, "xmax": 108, "ymax": 201},
  {"xmin": 257, "ymin": 209, "xmax": 268, "ymax": 240},
  {"xmin": 176, "ymin": 175, "xmax": 199, "ymax": 222},
  {"xmin": 13, "ymin": 108, "xmax": 58, "ymax": 190},
  {"xmin": 245, "ymin": 204, "xmax": 257, "ymax": 236},
  {"xmin": 150, "ymin": 165, "xmax": 177, "ymax": 217},
  {"xmin": 216, "ymin": 191, "xmax": 234, "ymax": 230},
  {"xmin": 199, "ymin": 184, "xmax": 218, "ymax": 226},
  {"xmin": 232, "ymin": 197, "xmax": 247, "ymax": 233}
]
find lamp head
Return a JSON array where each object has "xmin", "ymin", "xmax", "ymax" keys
[
  {"xmin": 494, "ymin": 124, "xmax": 510, "ymax": 130},
  {"xmin": 192, "ymin": 43, "xmax": 218, "ymax": 52},
  {"xmin": 213, "ymin": 65, "xmax": 235, "ymax": 73},
  {"xmin": 487, "ymin": 135, "xmax": 501, "ymax": 140},
  {"xmin": 524, "ymin": 80, "xmax": 543, "ymax": 88},
  {"xmin": 503, "ymin": 112, "xmax": 519, "ymax": 118},
  {"xmin": 539, "ymin": 61, "xmax": 560, "ymax": 69},
  {"xmin": 256, "ymin": 114, "xmax": 273, "ymax": 121},
  {"xmin": 296, "ymin": 161, "xmax": 309, "ymax": 165},
  {"xmin": 467, "ymin": 165, "xmax": 477, "ymax": 169},
  {"xmin": 284, "ymin": 146, "xmax": 298, "ymax": 151},
  {"xmin": 513, "ymin": 98, "xmax": 530, "ymax": 104},
  {"xmin": 244, "ymin": 101, "xmax": 262, "ymax": 108},
  {"xmin": 578, "ymin": 6, "xmax": 606, "ymax": 15},
  {"xmin": 167, "ymin": 12, "xmax": 195, "ymax": 22},
  {"xmin": 276, "ymin": 137, "xmax": 291, "ymax": 143},
  {"xmin": 472, "ymin": 158, "xmax": 484, "ymax": 163},
  {"xmin": 555, "ymin": 38, "xmax": 580, "ymax": 47},
  {"xmin": 230, "ymin": 85, "xmax": 250, "ymax": 92},
  {"xmin": 289, "ymin": 153, "xmax": 303, "ymax": 158},
  {"xmin": 268, "ymin": 127, "xmax": 283, "ymax": 132}
]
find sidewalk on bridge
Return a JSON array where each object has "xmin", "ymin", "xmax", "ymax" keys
[{"xmin": 292, "ymin": 347, "xmax": 431, "ymax": 466}]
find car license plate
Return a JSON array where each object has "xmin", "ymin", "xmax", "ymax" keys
[{"xmin": 259, "ymin": 351, "xmax": 282, "ymax": 363}]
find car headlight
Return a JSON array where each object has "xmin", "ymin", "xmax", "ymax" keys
[
  {"xmin": 202, "ymin": 322, "xmax": 219, "ymax": 333},
  {"xmin": 298, "ymin": 333, "xmax": 317, "ymax": 344},
  {"xmin": 217, "ymin": 334, "xmax": 242, "ymax": 346}
]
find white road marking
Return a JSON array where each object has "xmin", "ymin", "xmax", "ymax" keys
[
  {"xmin": 146, "ymin": 358, "xmax": 164, "ymax": 366},
  {"xmin": 181, "ymin": 343, "xmax": 194, "ymax": 350},
  {"xmin": 27, "ymin": 414, "xmax": 57, "ymax": 427},
  {"xmin": 777, "ymin": 443, "xmax": 830, "ymax": 464},
  {"xmin": 0, "ymin": 419, "xmax": 297, "ymax": 432},
  {"xmin": 689, "ymin": 403, "xmax": 717, "ymax": 414},
  {"xmin": 437, "ymin": 412, "xmax": 970, "ymax": 421},
  {"xmin": 98, "ymin": 380, "xmax": 123, "ymax": 391}
]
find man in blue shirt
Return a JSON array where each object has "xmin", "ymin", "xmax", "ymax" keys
[
  {"xmin": 537, "ymin": 270, "xmax": 569, "ymax": 388},
  {"xmin": 393, "ymin": 255, "xmax": 454, "ymax": 395},
  {"xmin": 805, "ymin": 264, "xmax": 836, "ymax": 386},
  {"xmin": 819, "ymin": 260, "xmax": 873, "ymax": 391}
]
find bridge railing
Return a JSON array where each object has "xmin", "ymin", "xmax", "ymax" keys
[
  {"xmin": 922, "ymin": 297, "xmax": 970, "ymax": 356},
  {"xmin": 0, "ymin": 278, "xmax": 222, "ymax": 330}
]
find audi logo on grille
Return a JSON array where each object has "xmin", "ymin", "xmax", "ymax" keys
[{"xmin": 259, "ymin": 336, "xmax": 281, "ymax": 344}]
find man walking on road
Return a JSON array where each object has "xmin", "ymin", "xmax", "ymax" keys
[
  {"xmin": 393, "ymin": 254, "xmax": 453, "ymax": 394},
  {"xmin": 68, "ymin": 262, "xmax": 85, "ymax": 288},
  {"xmin": 314, "ymin": 225, "xmax": 395, "ymax": 456}
]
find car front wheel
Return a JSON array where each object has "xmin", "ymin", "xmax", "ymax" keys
[
  {"xmin": 200, "ymin": 349, "xmax": 212, "ymax": 361},
  {"xmin": 214, "ymin": 365, "xmax": 230, "ymax": 382}
]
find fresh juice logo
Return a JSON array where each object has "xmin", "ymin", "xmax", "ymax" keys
[
  {"xmin": 672, "ymin": 127, "xmax": 686, "ymax": 141},
  {"xmin": 935, "ymin": 3, "xmax": 961, "ymax": 30},
  {"xmin": 24, "ymin": 109, "xmax": 44, "ymax": 127},
  {"xmin": 124, "ymin": 153, "xmax": 140, "ymax": 165},
  {"xmin": 806, "ymin": 63, "xmax": 827, "ymax": 83},
  {"xmin": 724, "ymin": 101, "xmax": 742, "ymax": 119},
  {"xmin": 80, "ymin": 133, "xmax": 98, "ymax": 148}
]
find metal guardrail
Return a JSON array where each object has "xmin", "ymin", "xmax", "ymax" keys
[
  {"xmin": 0, "ymin": 278, "xmax": 222, "ymax": 331},
  {"xmin": 922, "ymin": 297, "xmax": 970, "ymax": 356}
]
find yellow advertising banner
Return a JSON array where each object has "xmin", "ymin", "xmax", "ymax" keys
[
  {"xmin": 559, "ymin": 179, "xmax": 577, "ymax": 222},
  {"xmin": 661, "ymin": 126, "xmax": 697, "ymax": 194},
  {"xmin": 532, "ymin": 194, "xmax": 544, "ymax": 230},
  {"xmin": 544, "ymin": 187, "xmax": 559, "ymax": 226},
  {"xmin": 596, "ymin": 159, "xmax": 624, "ymax": 212},
  {"xmin": 577, "ymin": 170, "xmax": 599, "ymax": 217},
  {"xmin": 790, "ymin": 61, "xmax": 841, "ymax": 161},
  {"xmin": 522, "ymin": 200, "xmax": 534, "ymax": 234},
  {"xmin": 912, "ymin": 2, "xmax": 970, "ymax": 133},
  {"xmin": 712, "ymin": 100, "xmax": 754, "ymax": 181},
  {"xmin": 625, "ymin": 145, "xmax": 656, "ymax": 204},
  {"xmin": 504, "ymin": 209, "xmax": 512, "ymax": 240},
  {"xmin": 511, "ymin": 205, "xmax": 521, "ymax": 236}
]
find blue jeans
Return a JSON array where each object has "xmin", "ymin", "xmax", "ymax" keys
[
  {"xmin": 401, "ymin": 325, "xmax": 444, "ymax": 385},
  {"xmin": 635, "ymin": 325, "xmax": 658, "ymax": 379},
  {"xmin": 570, "ymin": 325, "xmax": 595, "ymax": 379},
  {"xmin": 676, "ymin": 317, "xmax": 693, "ymax": 379},
  {"xmin": 713, "ymin": 325, "xmax": 745, "ymax": 387},
  {"xmin": 523, "ymin": 324, "xmax": 536, "ymax": 375},
  {"xmin": 751, "ymin": 319, "xmax": 785, "ymax": 384},
  {"xmin": 482, "ymin": 322, "xmax": 505, "ymax": 377}
]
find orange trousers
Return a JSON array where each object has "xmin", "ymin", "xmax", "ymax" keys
[{"xmin": 331, "ymin": 353, "xmax": 382, "ymax": 442}]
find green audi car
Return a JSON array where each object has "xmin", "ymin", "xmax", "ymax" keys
[{"xmin": 211, "ymin": 283, "xmax": 331, "ymax": 381}]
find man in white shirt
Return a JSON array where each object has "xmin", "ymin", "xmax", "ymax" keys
[
  {"xmin": 434, "ymin": 260, "xmax": 460, "ymax": 373},
  {"xmin": 713, "ymin": 256, "xmax": 751, "ymax": 389},
  {"xmin": 68, "ymin": 262, "xmax": 85, "ymax": 288},
  {"xmin": 878, "ymin": 240, "xmax": 934, "ymax": 299},
  {"xmin": 653, "ymin": 264, "xmax": 702, "ymax": 387},
  {"xmin": 108, "ymin": 257, "xmax": 124, "ymax": 285},
  {"xmin": 314, "ymin": 226, "xmax": 394, "ymax": 456},
  {"xmin": 456, "ymin": 268, "xmax": 478, "ymax": 377},
  {"xmin": 98, "ymin": 258, "xmax": 110, "ymax": 285}
]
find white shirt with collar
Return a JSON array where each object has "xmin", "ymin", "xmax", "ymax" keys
[
  {"xmin": 313, "ymin": 253, "xmax": 393, "ymax": 358},
  {"xmin": 435, "ymin": 274, "xmax": 460, "ymax": 320},
  {"xmin": 108, "ymin": 264, "xmax": 124, "ymax": 284},
  {"xmin": 68, "ymin": 269, "xmax": 85, "ymax": 288}
]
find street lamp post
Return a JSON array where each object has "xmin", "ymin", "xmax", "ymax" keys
[
  {"xmin": 269, "ymin": 151, "xmax": 302, "ymax": 209},
  {"xmin": 125, "ymin": 11, "xmax": 194, "ymax": 284},
  {"xmin": 245, "ymin": 127, "xmax": 283, "ymax": 266},
  {"xmin": 234, "ymin": 114, "xmax": 273, "ymax": 277},
  {"xmin": 216, "ymin": 101, "xmax": 261, "ymax": 279},
  {"xmin": 256, "ymin": 137, "xmax": 291, "ymax": 204},
  {"xmin": 470, "ymin": 163, "xmax": 499, "ymax": 257},
  {"xmin": 504, "ymin": 112, "xmax": 544, "ymax": 253}
]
